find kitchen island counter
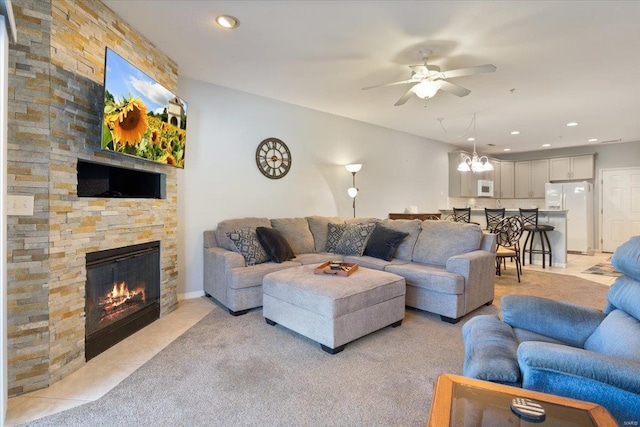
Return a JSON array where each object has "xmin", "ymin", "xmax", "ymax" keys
[{"xmin": 440, "ymin": 209, "xmax": 568, "ymax": 267}]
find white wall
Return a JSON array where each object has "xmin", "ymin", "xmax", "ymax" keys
[{"xmin": 176, "ymin": 78, "xmax": 451, "ymax": 298}]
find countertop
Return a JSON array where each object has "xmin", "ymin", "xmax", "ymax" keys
[{"xmin": 439, "ymin": 208, "xmax": 567, "ymax": 214}]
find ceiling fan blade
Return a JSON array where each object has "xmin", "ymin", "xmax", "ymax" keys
[
  {"xmin": 440, "ymin": 64, "xmax": 497, "ymax": 79},
  {"xmin": 438, "ymin": 80, "xmax": 471, "ymax": 97},
  {"xmin": 362, "ymin": 79, "xmax": 417, "ymax": 90},
  {"xmin": 394, "ymin": 86, "xmax": 417, "ymax": 106}
]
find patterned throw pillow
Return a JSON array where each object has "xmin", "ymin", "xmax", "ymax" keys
[
  {"xmin": 226, "ymin": 228, "xmax": 269, "ymax": 266},
  {"xmin": 335, "ymin": 223, "xmax": 377, "ymax": 256},
  {"xmin": 325, "ymin": 223, "xmax": 347, "ymax": 252}
]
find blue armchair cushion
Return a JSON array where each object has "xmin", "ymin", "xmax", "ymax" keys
[
  {"xmin": 611, "ymin": 235, "xmax": 640, "ymax": 281},
  {"xmin": 462, "ymin": 315, "xmax": 520, "ymax": 385},
  {"xmin": 584, "ymin": 309, "xmax": 640, "ymax": 363},
  {"xmin": 501, "ymin": 295, "xmax": 605, "ymax": 348},
  {"xmin": 518, "ymin": 341, "xmax": 640, "ymax": 424},
  {"xmin": 605, "ymin": 275, "xmax": 640, "ymax": 319}
]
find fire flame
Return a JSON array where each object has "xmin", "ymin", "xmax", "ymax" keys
[
  {"xmin": 100, "ymin": 281, "xmax": 146, "ymax": 313},
  {"xmin": 109, "ymin": 282, "xmax": 146, "ymax": 300}
]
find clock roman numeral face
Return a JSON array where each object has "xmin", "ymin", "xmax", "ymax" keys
[{"xmin": 255, "ymin": 138, "xmax": 291, "ymax": 179}]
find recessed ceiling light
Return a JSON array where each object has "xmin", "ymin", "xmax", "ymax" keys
[
  {"xmin": 510, "ymin": 131, "xmax": 520, "ymax": 135},
  {"xmin": 542, "ymin": 144, "xmax": 551, "ymax": 147},
  {"xmin": 503, "ymin": 148, "xmax": 511, "ymax": 152},
  {"xmin": 216, "ymin": 15, "xmax": 240, "ymax": 29},
  {"xmin": 566, "ymin": 122, "xmax": 578, "ymax": 127},
  {"xmin": 588, "ymin": 138, "xmax": 598, "ymax": 142},
  {"xmin": 467, "ymin": 137, "xmax": 475, "ymax": 141}
]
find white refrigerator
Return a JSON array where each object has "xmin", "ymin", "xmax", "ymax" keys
[{"xmin": 545, "ymin": 182, "xmax": 593, "ymax": 254}]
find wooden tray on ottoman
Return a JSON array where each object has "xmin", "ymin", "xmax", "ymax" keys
[{"xmin": 314, "ymin": 261, "xmax": 359, "ymax": 277}]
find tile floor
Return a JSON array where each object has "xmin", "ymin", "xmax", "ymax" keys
[
  {"xmin": 5, "ymin": 252, "xmax": 617, "ymax": 425},
  {"xmin": 521, "ymin": 251, "xmax": 617, "ymax": 287}
]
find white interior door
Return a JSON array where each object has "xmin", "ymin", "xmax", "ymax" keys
[{"xmin": 601, "ymin": 167, "xmax": 640, "ymax": 252}]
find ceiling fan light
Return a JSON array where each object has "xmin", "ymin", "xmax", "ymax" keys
[{"xmin": 412, "ymin": 80, "xmax": 441, "ymax": 99}]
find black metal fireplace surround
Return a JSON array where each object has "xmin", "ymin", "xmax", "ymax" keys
[{"xmin": 85, "ymin": 241, "xmax": 160, "ymax": 360}]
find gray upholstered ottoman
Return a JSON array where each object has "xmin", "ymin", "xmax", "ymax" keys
[{"xmin": 263, "ymin": 264, "xmax": 406, "ymax": 354}]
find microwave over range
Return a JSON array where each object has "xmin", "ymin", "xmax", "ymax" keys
[{"xmin": 477, "ymin": 180, "xmax": 494, "ymax": 197}]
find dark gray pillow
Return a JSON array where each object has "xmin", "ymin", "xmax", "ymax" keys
[
  {"xmin": 256, "ymin": 226, "xmax": 295, "ymax": 263},
  {"xmin": 364, "ymin": 224, "xmax": 409, "ymax": 261},
  {"xmin": 226, "ymin": 228, "xmax": 269, "ymax": 266},
  {"xmin": 335, "ymin": 223, "xmax": 376, "ymax": 256}
]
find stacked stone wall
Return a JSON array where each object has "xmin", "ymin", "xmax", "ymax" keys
[{"xmin": 7, "ymin": 0, "xmax": 179, "ymax": 395}]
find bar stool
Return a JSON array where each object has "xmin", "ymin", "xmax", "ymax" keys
[
  {"xmin": 519, "ymin": 208, "xmax": 554, "ymax": 268},
  {"xmin": 484, "ymin": 208, "xmax": 505, "ymax": 232},
  {"xmin": 452, "ymin": 207, "xmax": 471, "ymax": 223}
]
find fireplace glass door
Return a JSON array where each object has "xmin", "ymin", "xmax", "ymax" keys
[{"xmin": 85, "ymin": 241, "xmax": 160, "ymax": 359}]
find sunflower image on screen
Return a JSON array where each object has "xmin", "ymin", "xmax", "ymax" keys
[{"xmin": 101, "ymin": 48, "xmax": 187, "ymax": 168}]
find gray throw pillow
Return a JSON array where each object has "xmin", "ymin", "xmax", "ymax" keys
[
  {"xmin": 226, "ymin": 228, "xmax": 269, "ymax": 266},
  {"xmin": 325, "ymin": 223, "xmax": 346, "ymax": 252},
  {"xmin": 335, "ymin": 223, "xmax": 377, "ymax": 256}
]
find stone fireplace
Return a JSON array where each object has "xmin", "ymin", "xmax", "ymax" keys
[
  {"xmin": 85, "ymin": 242, "xmax": 161, "ymax": 360},
  {"xmin": 6, "ymin": 0, "xmax": 179, "ymax": 396}
]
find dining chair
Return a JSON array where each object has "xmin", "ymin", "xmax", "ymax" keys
[{"xmin": 494, "ymin": 216, "xmax": 524, "ymax": 282}]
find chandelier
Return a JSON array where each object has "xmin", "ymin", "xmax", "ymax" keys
[
  {"xmin": 439, "ymin": 114, "xmax": 493, "ymax": 173},
  {"xmin": 456, "ymin": 143, "xmax": 494, "ymax": 173}
]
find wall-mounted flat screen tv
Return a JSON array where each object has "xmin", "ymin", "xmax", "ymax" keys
[{"xmin": 102, "ymin": 47, "xmax": 187, "ymax": 168}]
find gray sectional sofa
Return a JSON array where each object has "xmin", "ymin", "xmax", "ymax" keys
[{"xmin": 203, "ymin": 215, "xmax": 497, "ymax": 323}]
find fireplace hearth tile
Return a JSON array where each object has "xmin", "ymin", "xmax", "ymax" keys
[
  {"xmin": 6, "ymin": 298, "xmax": 215, "ymax": 427},
  {"xmin": 30, "ymin": 361, "xmax": 140, "ymax": 402}
]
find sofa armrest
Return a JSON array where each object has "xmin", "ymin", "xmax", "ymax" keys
[
  {"xmin": 502, "ymin": 295, "xmax": 605, "ymax": 348},
  {"xmin": 446, "ymin": 250, "xmax": 496, "ymax": 312},
  {"xmin": 203, "ymin": 247, "xmax": 246, "ymax": 304},
  {"xmin": 207, "ymin": 246, "xmax": 246, "ymax": 266},
  {"xmin": 446, "ymin": 250, "xmax": 495, "ymax": 276},
  {"xmin": 518, "ymin": 341, "xmax": 640, "ymax": 423}
]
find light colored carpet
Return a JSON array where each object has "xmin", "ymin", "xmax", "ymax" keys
[{"xmin": 23, "ymin": 269, "xmax": 610, "ymax": 427}]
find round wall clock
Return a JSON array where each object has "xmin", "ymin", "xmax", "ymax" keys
[{"xmin": 255, "ymin": 138, "xmax": 291, "ymax": 179}]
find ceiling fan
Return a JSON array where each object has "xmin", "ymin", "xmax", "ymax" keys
[{"xmin": 362, "ymin": 49, "xmax": 497, "ymax": 106}]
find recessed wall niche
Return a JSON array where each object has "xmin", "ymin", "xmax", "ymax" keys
[{"xmin": 77, "ymin": 160, "xmax": 166, "ymax": 199}]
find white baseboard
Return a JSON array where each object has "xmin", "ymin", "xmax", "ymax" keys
[{"xmin": 178, "ymin": 290, "xmax": 205, "ymax": 301}]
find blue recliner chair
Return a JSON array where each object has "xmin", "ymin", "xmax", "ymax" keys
[{"xmin": 462, "ymin": 236, "xmax": 640, "ymax": 424}]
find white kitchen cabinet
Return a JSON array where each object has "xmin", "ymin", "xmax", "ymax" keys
[
  {"xmin": 499, "ymin": 160, "xmax": 514, "ymax": 198},
  {"xmin": 515, "ymin": 159, "xmax": 549, "ymax": 198},
  {"xmin": 492, "ymin": 160, "xmax": 501, "ymax": 197},
  {"xmin": 549, "ymin": 154, "xmax": 595, "ymax": 181}
]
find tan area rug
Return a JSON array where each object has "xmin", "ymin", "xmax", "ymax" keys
[{"xmin": 494, "ymin": 264, "xmax": 610, "ymax": 310}]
